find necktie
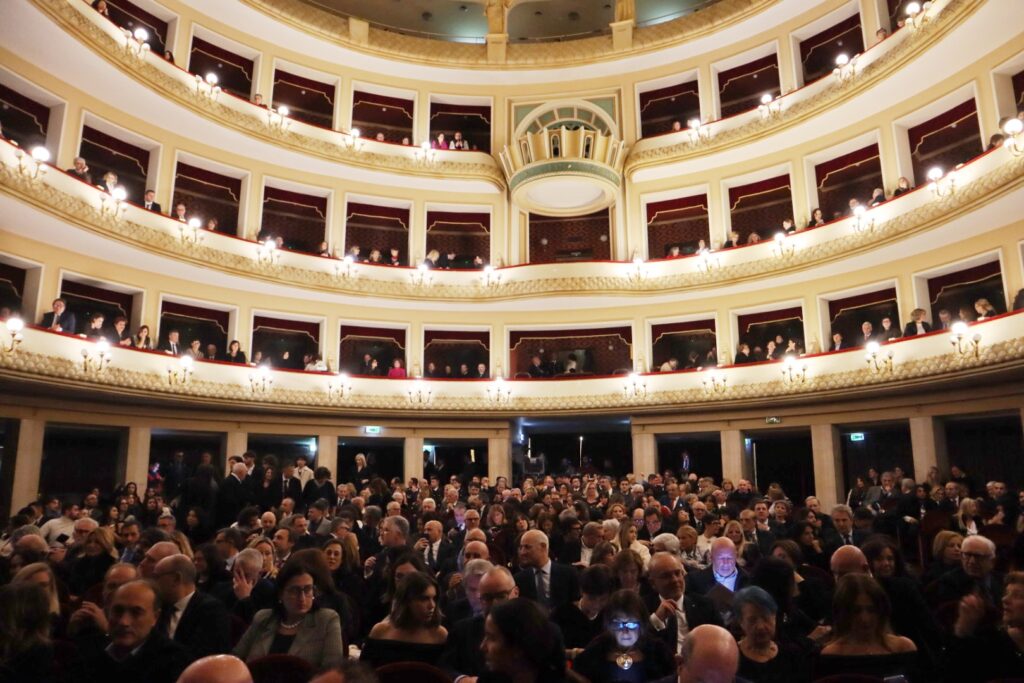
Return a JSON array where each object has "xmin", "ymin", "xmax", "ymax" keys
[
  {"xmin": 427, "ymin": 542, "xmax": 435, "ymax": 567},
  {"xmin": 535, "ymin": 568, "xmax": 546, "ymax": 604},
  {"xmin": 844, "ymin": 534, "xmax": 851, "ymax": 545}
]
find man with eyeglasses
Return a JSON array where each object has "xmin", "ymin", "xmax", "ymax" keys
[
  {"xmin": 440, "ymin": 565, "xmax": 519, "ymax": 682},
  {"xmin": 152, "ymin": 554, "xmax": 230, "ymax": 662},
  {"xmin": 645, "ymin": 552, "xmax": 722, "ymax": 657},
  {"xmin": 932, "ymin": 535, "xmax": 1004, "ymax": 608}
]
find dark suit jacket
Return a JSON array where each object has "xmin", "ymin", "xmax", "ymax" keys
[
  {"xmin": 685, "ymin": 566, "xmax": 751, "ymax": 596},
  {"xmin": 216, "ymin": 474, "xmax": 250, "ymax": 527},
  {"xmin": 440, "ymin": 614, "xmax": 486, "ymax": 678},
  {"xmin": 514, "ymin": 561, "xmax": 580, "ymax": 610},
  {"xmin": 903, "ymin": 321, "xmax": 932, "ymax": 336},
  {"xmin": 302, "ymin": 479, "xmax": 338, "ymax": 509},
  {"xmin": 169, "ymin": 590, "xmax": 231, "ymax": 661},
  {"xmin": 425, "ymin": 539, "xmax": 456, "ymax": 575},
  {"xmin": 40, "ymin": 310, "xmax": 77, "ymax": 333},
  {"xmin": 143, "ymin": 202, "xmax": 162, "ymax": 213},
  {"xmin": 643, "ymin": 591, "xmax": 723, "ymax": 657},
  {"xmin": 159, "ymin": 340, "xmax": 184, "ymax": 356},
  {"xmin": 76, "ymin": 630, "xmax": 189, "ymax": 683}
]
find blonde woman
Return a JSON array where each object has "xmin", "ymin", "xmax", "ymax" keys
[
  {"xmin": 924, "ymin": 531, "xmax": 963, "ymax": 584},
  {"xmin": 678, "ymin": 526, "xmax": 707, "ymax": 570},
  {"xmin": 249, "ymin": 537, "xmax": 278, "ymax": 579},
  {"xmin": 422, "ymin": 249, "xmax": 440, "ymax": 268},
  {"xmin": 170, "ymin": 531, "xmax": 194, "ymax": 560},
  {"xmin": 616, "ymin": 519, "xmax": 651, "ymax": 570},
  {"xmin": 68, "ymin": 527, "xmax": 118, "ymax": 595},
  {"xmin": 12, "ymin": 563, "xmax": 62, "ymax": 634},
  {"xmin": 974, "ymin": 298, "xmax": 999, "ymax": 320},
  {"xmin": 602, "ymin": 518, "xmax": 621, "ymax": 547},
  {"xmin": 953, "ymin": 498, "xmax": 981, "ymax": 536},
  {"xmin": 723, "ymin": 520, "xmax": 753, "ymax": 567}
]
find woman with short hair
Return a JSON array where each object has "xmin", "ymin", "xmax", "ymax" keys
[
  {"xmin": 572, "ymin": 589, "xmax": 673, "ymax": 682},
  {"xmin": 924, "ymin": 531, "xmax": 963, "ymax": 584},
  {"xmin": 734, "ymin": 585, "xmax": 812, "ymax": 683}
]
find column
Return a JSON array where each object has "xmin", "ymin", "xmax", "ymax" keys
[
  {"xmin": 631, "ymin": 431, "xmax": 657, "ymax": 477},
  {"xmin": 414, "ymin": 91, "xmax": 431, "ymax": 147},
  {"xmin": 707, "ymin": 179, "xmax": 727, "ymax": 248},
  {"xmin": 252, "ymin": 55, "xmax": 276, "ymax": 103},
  {"xmin": 697, "ymin": 63, "xmax": 717, "ymax": 123},
  {"xmin": 877, "ymin": 122, "xmax": 902, "ymax": 194},
  {"xmin": 317, "ymin": 435, "xmax": 338, "ymax": 480},
  {"xmin": 1001, "ymin": 234, "xmax": 1023, "ymax": 305},
  {"xmin": 225, "ymin": 431, "xmax": 248, "ymax": 476},
  {"xmin": 242, "ymin": 171, "xmax": 264, "ymax": 241},
  {"xmin": 810, "ymin": 424, "xmax": 843, "ymax": 509},
  {"xmin": 154, "ymin": 143, "xmax": 180, "ymax": 215},
  {"xmin": 909, "ymin": 416, "xmax": 949, "ymax": 481},
  {"xmin": 488, "ymin": 436, "xmax": 511, "ymax": 482},
  {"xmin": 124, "ymin": 426, "xmax": 151, "ymax": 498},
  {"xmin": 53, "ymin": 103, "xmax": 83, "ymax": 171},
  {"xmin": 407, "ymin": 322, "xmax": 423, "ymax": 377},
  {"xmin": 974, "ymin": 76, "xmax": 1002, "ymax": 145},
  {"xmin": 334, "ymin": 79, "xmax": 353, "ymax": 132},
  {"xmin": 858, "ymin": 0, "xmax": 889, "ymax": 43},
  {"xmin": 789, "ymin": 160, "xmax": 812, "ymax": 227},
  {"xmin": 801, "ymin": 296, "xmax": 824, "ymax": 356},
  {"xmin": 777, "ymin": 37, "xmax": 800, "ymax": 93},
  {"xmin": 11, "ymin": 418, "xmax": 45, "ymax": 512},
  {"xmin": 404, "ymin": 436, "xmax": 424, "ymax": 481},
  {"xmin": 168, "ymin": 18, "xmax": 192, "ymax": 71},
  {"xmin": 720, "ymin": 429, "xmax": 750, "ymax": 483},
  {"xmin": 410, "ymin": 198, "xmax": 427, "ymax": 264}
]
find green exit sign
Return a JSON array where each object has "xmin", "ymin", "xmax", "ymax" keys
[
  {"xmin": 765, "ymin": 417, "xmax": 782, "ymax": 425},
  {"xmin": 363, "ymin": 426, "xmax": 382, "ymax": 435}
]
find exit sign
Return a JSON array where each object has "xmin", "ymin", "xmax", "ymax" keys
[
  {"xmin": 765, "ymin": 417, "xmax": 782, "ymax": 424},
  {"xmin": 849, "ymin": 432, "xmax": 865, "ymax": 442},
  {"xmin": 363, "ymin": 426, "xmax": 382, "ymax": 435}
]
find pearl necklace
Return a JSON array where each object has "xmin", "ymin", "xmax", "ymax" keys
[{"xmin": 280, "ymin": 616, "xmax": 305, "ymax": 629}]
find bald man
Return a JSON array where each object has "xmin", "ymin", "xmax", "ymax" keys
[
  {"xmin": 416, "ymin": 519, "xmax": 455, "ymax": 575},
  {"xmin": 153, "ymin": 554, "xmax": 231, "ymax": 661},
  {"xmin": 442, "ymin": 565, "xmax": 520, "ymax": 681},
  {"xmin": 68, "ymin": 562, "xmax": 139, "ymax": 637},
  {"xmin": 687, "ymin": 537, "xmax": 750, "ymax": 595},
  {"xmin": 177, "ymin": 655, "xmax": 252, "ymax": 683},
  {"xmin": 514, "ymin": 529, "xmax": 579, "ymax": 610},
  {"xmin": 652, "ymin": 624, "xmax": 741, "ymax": 683},
  {"xmin": 139, "ymin": 540, "xmax": 181, "ymax": 578},
  {"xmin": 216, "ymin": 461, "xmax": 252, "ymax": 527}
]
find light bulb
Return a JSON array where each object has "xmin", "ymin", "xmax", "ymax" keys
[
  {"xmin": 133, "ymin": 27, "xmax": 149, "ymax": 42},
  {"xmin": 205, "ymin": 72, "xmax": 219, "ymax": 85},
  {"xmin": 865, "ymin": 341, "xmax": 880, "ymax": 355},
  {"xmin": 1002, "ymin": 117, "xmax": 1023, "ymax": 136},
  {"xmin": 30, "ymin": 146, "xmax": 50, "ymax": 162},
  {"xmin": 112, "ymin": 186, "xmax": 127, "ymax": 201},
  {"xmin": 926, "ymin": 166, "xmax": 944, "ymax": 182},
  {"xmin": 687, "ymin": 118, "xmax": 701, "ymax": 129},
  {"xmin": 350, "ymin": 128, "xmax": 361, "ymax": 138},
  {"xmin": 950, "ymin": 321, "xmax": 968, "ymax": 335},
  {"xmin": 774, "ymin": 232, "xmax": 786, "ymax": 243},
  {"xmin": 835, "ymin": 53, "xmax": 849, "ymax": 67},
  {"xmin": 760, "ymin": 93, "xmax": 774, "ymax": 105},
  {"xmin": 179, "ymin": 355, "xmax": 194, "ymax": 369},
  {"xmin": 263, "ymin": 239, "xmax": 276, "ymax": 250},
  {"xmin": 905, "ymin": 2, "xmax": 921, "ymax": 16},
  {"xmin": 277, "ymin": 105, "xmax": 289, "ymax": 117},
  {"xmin": 6, "ymin": 317, "xmax": 24, "ymax": 333}
]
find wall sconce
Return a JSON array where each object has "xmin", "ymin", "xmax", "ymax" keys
[
  {"xmin": 864, "ymin": 341, "xmax": 894, "ymax": 374},
  {"xmin": 327, "ymin": 372, "xmax": 352, "ymax": 401},
  {"xmin": 179, "ymin": 217, "xmax": 203, "ymax": 246},
  {"xmin": 627, "ymin": 254, "xmax": 646, "ymax": 283},
  {"xmin": 904, "ymin": 1, "xmax": 933, "ymax": 30},
  {"xmin": 81, "ymin": 339, "xmax": 112, "ymax": 375},
  {"xmin": 335, "ymin": 255, "xmax": 356, "ymax": 280},
  {"xmin": 832, "ymin": 53, "xmax": 857, "ymax": 83},
  {"xmin": 343, "ymin": 128, "xmax": 363, "ymax": 151},
  {"xmin": 122, "ymin": 26, "xmax": 151, "ymax": 58},
  {"xmin": 487, "ymin": 377, "xmax": 512, "ymax": 405},
  {"xmin": 926, "ymin": 166, "xmax": 956, "ymax": 198},
  {"xmin": 1, "ymin": 317, "xmax": 24, "ymax": 356},
  {"xmin": 407, "ymin": 380, "xmax": 432, "ymax": 405},
  {"xmin": 267, "ymin": 105, "xmax": 290, "ymax": 132},
  {"xmin": 415, "ymin": 141, "xmax": 436, "ymax": 165},
  {"xmin": 698, "ymin": 249, "xmax": 720, "ymax": 274},
  {"xmin": 410, "ymin": 263, "xmax": 433, "ymax": 287},
  {"xmin": 99, "ymin": 186, "xmax": 128, "ymax": 218},
  {"xmin": 250, "ymin": 364, "xmax": 273, "ymax": 394},
  {"xmin": 687, "ymin": 118, "xmax": 711, "ymax": 144},
  {"xmin": 481, "ymin": 264, "xmax": 502, "ymax": 287},
  {"xmin": 702, "ymin": 370, "xmax": 727, "ymax": 394},
  {"xmin": 256, "ymin": 238, "xmax": 278, "ymax": 266},
  {"xmin": 949, "ymin": 321, "xmax": 981, "ymax": 359},
  {"xmin": 852, "ymin": 204, "xmax": 874, "ymax": 233},
  {"xmin": 781, "ymin": 354, "xmax": 807, "ymax": 384},
  {"xmin": 14, "ymin": 146, "xmax": 50, "ymax": 180},
  {"xmin": 623, "ymin": 372, "xmax": 648, "ymax": 399},
  {"xmin": 773, "ymin": 231, "xmax": 795, "ymax": 258},
  {"xmin": 168, "ymin": 354, "xmax": 193, "ymax": 385},
  {"xmin": 194, "ymin": 72, "xmax": 221, "ymax": 102},
  {"xmin": 758, "ymin": 93, "xmax": 782, "ymax": 120},
  {"xmin": 1000, "ymin": 116, "xmax": 1024, "ymax": 156}
]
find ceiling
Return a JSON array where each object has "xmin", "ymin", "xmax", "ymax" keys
[{"xmin": 301, "ymin": 0, "xmax": 723, "ymax": 43}]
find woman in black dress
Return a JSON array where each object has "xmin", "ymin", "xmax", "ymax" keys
[
  {"xmin": 479, "ymin": 598, "xmax": 567, "ymax": 683},
  {"xmin": 362, "ymin": 570, "xmax": 447, "ymax": 668},
  {"xmin": 572, "ymin": 589, "xmax": 673, "ymax": 683},
  {"xmin": 0, "ymin": 583, "xmax": 55, "ymax": 683},
  {"xmin": 735, "ymin": 586, "xmax": 813, "ymax": 683}
]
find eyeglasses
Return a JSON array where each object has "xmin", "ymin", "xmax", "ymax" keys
[
  {"xmin": 284, "ymin": 585, "xmax": 317, "ymax": 598},
  {"xmin": 611, "ymin": 620, "xmax": 641, "ymax": 631},
  {"xmin": 962, "ymin": 552, "xmax": 992, "ymax": 561}
]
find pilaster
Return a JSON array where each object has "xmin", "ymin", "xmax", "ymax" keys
[
  {"xmin": 317, "ymin": 435, "xmax": 338, "ymax": 480},
  {"xmin": 720, "ymin": 429, "xmax": 750, "ymax": 483},
  {"xmin": 404, "ymin": 436, "xmax": 425, "ymax": 481},
  {"xmin": 631, "ymin": 430, "xmax": 657, "ymax": 477},
  {"xmin": 909, "ymin": 416, "xmax": 949, "ymax": 480},
  {"xmin": 11, "ymin": 418, "xmax": 45, "ymax": 512},
  {"xmin": 810, "ymin": 423, "xmax": 843, "ymax": 509},
  {"xmin": 124, "ymin": 426, "xmax": 151, "ymax": 497},
  {"xmin": 488, "ymin": 436, "xmax": 512, "ymax": 482}
]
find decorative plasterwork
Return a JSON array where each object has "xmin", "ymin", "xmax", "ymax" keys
[
  {"xmin": 30, "ymin": 0, "xmax": 505, "ymax": 190},
  {"xmin": 2, "ymin": 332, "xmax": 1021, "ymax": 416},
  {"xmin": 2, "ymin": 146, "xmax": 1022, "ymax": 303},
  {"xmin": 241, "ymin": 0, "xmax": 773, "ymax": 69}
]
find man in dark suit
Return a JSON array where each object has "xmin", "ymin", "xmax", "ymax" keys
[
  {"xmin": 66, "ymin": 156, "xmax": 93, "ymax": 185},
  {"xmin": 40, "ymin": 297, "xmax": 76, "ymax": 334},
  {"xmin": 153, "ymin": 554, "xmax": 230, "ymax": 662},
  {"xmin": 160, "ymin": 329, "xmax": 183, "ymax": 356},
  {"xmin": 644, "ymin": 552, "xmax": 723, "ymax": 657},
  {"xmin": 526, "ymin": 355, "xmax": 549, "ymax": 378},
  {"xmin": 163, "ymin": 451, "xmax": 190, "ymax": 501},
  {"xmin": 216, "ymin": 463, "xmax": 250, "ymax": 528},
  {"xmin": 77, "ymin": 580, "xmax": 190, "ymax": 683},
  {"xmin": 686, "ymin": 538, "xmax": 751, "ymax": 597},
  {"xmin": 928, "ymin": 535, "xmax": 1005, "ymax": 608},
  {"xmin": 210, "ymin": 547, "xmax": 276, "ymax": 623},
  {"xmin": 857, "ymin": 321, "xmax": 878, "ymax": 347},
  {"xmin": 143, "ymin": 189, "xmax": 162, "ymax": 213},
  {"xmin": 513, "ymin": 529, "xmax": 579, "ymax": 611},
  {"xmin": 822, "ymin": 504, "xmax": 867, "ymax": 558},
  {"xmin": 275, "ymin": 461, "xmax": 303, "ymax": 511},
  {"xmin": 358, "ymin": 353, "xmax": 375, "ymax": 375},
  {"xmin": 441, "ymin": 565, "xmax": 521, "ymax": 681},
  {"xmin": 417, "ymin": 519, "xmax": 455, "ymax": 577}
]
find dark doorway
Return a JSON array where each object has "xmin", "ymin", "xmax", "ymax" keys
[
  {"xmin": 425, "ymin": 439, "xmax": 488, "ymax": 484},
  {"xmin": 338, "ymin": 438, "xmax": 404, "ymax": 485},
  {"xmin": 0, "ymin": 419, "xmax": 17, "ymax": 518},
  {"xmin": 148, "ymin": 429, "xmax": 226, "ymax": 495},
  {"xmin": 942, "ymin": 414, "xmax": 1024, "ymax": 496},
  {"xmin": 516, "ymin": 416, "xmax": 632, "ymax": 479},
  {"xmin": 747, "ymin": 429, "xmax": 814, "ymax": 502},
  {"xmin": 839, "ymin": 423, "xmax": 914, "ymax": 494},
  {"xmin": 248, "ymin": 434, "xmax": 319, "ymax": 471},
  {"xmin": 656, "ymin": 432, "xmax": 722, "ymax": 482},
  {"xmin": 40, "ymin": 424, "xmax": 126, "ymax": 502}
]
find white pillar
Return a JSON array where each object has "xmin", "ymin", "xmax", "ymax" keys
[
  {"xmin": 125, "ymin": 427, "xmax": 152, "ymax": 498},
  {"xmin": 909, "ymin": 416, "xmax": 949, "ymax": 481},
  {"xmin": 404, "ymin": 436, "xmax": 424, "ymax": 481},
  {"xmin": 631, "ymin": 431, "xmax": 657, "ymax": 478},
  {"xmin": 488, "ymin": 436, "xmax": 511, "ymax": 482},
  {"xmin": 810, "ymin": 424, "xmax": 842, "ymax": 509},
  {"xmin": 11, "ymin": 419, "xmax": 45, "ymax": 512}
]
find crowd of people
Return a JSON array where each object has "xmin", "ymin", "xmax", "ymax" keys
[{"xmin": 1, "ymin": 448, "xmax": 1021, "ymax": 682}]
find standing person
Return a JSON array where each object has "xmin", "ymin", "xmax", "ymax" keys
[
  {"xmin": 302, "ymin": 467, "xmax": 338, "ymax": 511},
  {"xmin": 513, "ymin": 530, "xmax": 580, "ymax": 611},
  {"xmin": 216, "ymin": 463, "xmax": 251, "ymax": 528}
]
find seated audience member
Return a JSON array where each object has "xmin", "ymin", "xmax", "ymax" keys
[
  {"xmin": 878, "ymin": 315, "xmax": 901, "ymax": 341},
  {"xmin": 423, "ymin": 249, "xmax": 440, "ymax": 268},
  {"xmin": 892, "ymin": 176, "xmax": 913, "ymax": 197},
  {"xmin": 924, "ymin": 530, "xmax": 964, "ymax": 584},
  {"xmin": 687, "ymin": 537, "xmax": 750, "ymax": 597},
  {"xmin": 862, "ymin": 536, "xmax": 907, "ymax": 579},
  {"xmin": 450, "ymin": 131, "xmax": 470, "ymax": 150},
  {"xmin": 224, "ymin": 340, "xmax": 247, "ymax": 364},
  {"xmin": 514, "ymin": 529, "xmax": 580, "ymax": 610},
  {"xmin": 903, "ymin": 307, "xmax": 932, "ymax": 336},
  {"xmin": 949, "ymin": 572, "xmax": 1024, "ymax": 682},
  {"xmin": 152, "ymin": 554, "xmax": 231, "ymax": 662},
  {"xmin": 987, "ymin": 133, "xmax": 1005, "ymax": 150},
  {"xmin": 657, "ymin": 624, "xmax": 741, "ymax": 683},
  {"xmin": 304, "ymin": 353, "xmax": 328, "ymax": 371},
  {"xmin": 857, "ymin": 321, "xmax": 876, "ymax": 346},
  {"xmin": 974, "ymin": 297, "xmax": 1000, "ymax": 320},
  {"xmin": 746, "ymin": 232, "xmax": 761, "ymax": 244},
  {"xmin": 375, "ymin": 132, "xmax": 386, "ymax": 142},
  {"xmin": 142, "ymin": 189, "xmax": 161, "ymax": 213},
  {"xmin": 815, "ymin": 574, "xmax": 918, "ymax": 680},
  {"xmin": 111, "ymin": 316, "xmax": 131, "ymax": 345},
  {"xmin": 233, "ymin": 559, "xmax": 344, "ymax": 669},
  {"xmin": 386, "ymin": 358, "xmax": 407, "ymax": 378},
  {"xmin": 176, "ymin": 655, "xmax": 253, "ymax": 683},
  {"xmin": 67, "ymin": 156, "xmax": 93, "ymax": 184},
  {"xmin": 868, "ymin": 187, "xmax": 886, "ymax": 206},
  {"xmin": 552, "ymin": 564, "xmax": 613, "ymax": 654},
  {"xmin": 659, "ymin": 358, "xmax": 679, "ymax": 372},
  {"xmin": 573, "ymin": 589, "xmax": 674, "ymax": 682},
  {"xmin": 722, "ymin": 230, "xmax": 741, "ymax": 248},
  {"xmin": 733, "ymin": 343, "xmax": 753, "ymax": 364},
  {"xmin": 362, "ymin": 570, "xmax": 447, "ymax": 668},
  {"xmin": 645, "ymin": 552, "xmax": 721, "ymax": 656},
  {"xmin": 0, "ymin": 583, "xmax": 55, "ymax": 681},
  {"xmin": 733, "ymin": 586, "xmax": 812, "ymax": 682},
  {"xmin": 40, "ymin": 297, "xmax": 76, "ymax": 334},
  {"xmin": 366, "ymin": 249, "xmax": 382, "ymax": 263},
  {"xmin": 781, "ymin": 218, "xmax": 796, "ymax": 234},
  {"xmin": 527, "ymin": 354, "xmax": 549, "ymax": 378},
  {"xmin": 92, "ymin": 0, "xmax": 110, "ymax": 17},
  {"xmin": 432, "ymin": 133, "xmax": 447, "ymax": 150},
  {"xmin": 388, "ymin": 248, "xmax": 402, "ymax": 266},
  {"xmin": 953, "ymin": 497, "xmax": 981, "ymax": 536},
  {"xmin": 78, "ymin": 580, "xmax": 190, "ymax": 683},
  {"xmin": 480, "ymin": 598, "xmax": 567, "ymax": 683},
  {"xmin": 808, "ymin": 207, "xmax": 826, "ymax": 228},
  {"xmin": 670, "ymin": 120, "xmax": 682, "ymax": 132},
  {"xmin": 184, "ymin": 339, "xmax": 204, "ymax": 360},
  {"xmin": 931, "ymin": 534, "xmax": 1004, "ymax": 607},
  {"xmin": 99, "ymin": 171, "xmax": 119, "ymax": 194},
  {"xmin": 441, "ymin": 565, "xmax": 518, "ymax": 680},
  {"xmin": 173, "ymin": 203, "xmax": 188, "ymax": 222},
  {"xmin": 875, "ymin": 27, "xmax": 888, "ymax": 43}
]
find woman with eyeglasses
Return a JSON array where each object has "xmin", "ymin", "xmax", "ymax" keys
[
  {"xmin": 734, "ymin": 586, "xmax": 811, "ymax": 683},
  {"xmin": 233, "ymin": 558, "xmax": 345, "ymax": 669},
  {"xmin": 571, "ymin": 589, "xmax": 673, "ymax": 682},
  {"xmin": 361, "ymin": 570, "xmax": 447, "ymax": 669}
]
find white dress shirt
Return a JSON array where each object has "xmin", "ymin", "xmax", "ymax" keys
[
  {"xmin": 167, "ymin": 590, "xmax": 195, "ymax": 639},
  {"xmin": 649, "ymin": 593, "xmax": 689, "ymax": 653}
]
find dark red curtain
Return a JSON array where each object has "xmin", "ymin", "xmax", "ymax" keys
[
  {"xmin": 728, "ymin": 175, "xmax": 792, "ymax": 242},
  {"xmin": 426, "ymin": 212, "xmax": 489, "ymax": 266},
  {"xmin": 273, "ymin": 69, "xmax": 335, "ymax": 129},
  {"xmin": 172, "ymin": 161, "xmax": 242, "ymax": 235},
  {"xmin": 639, "ymin": 79, "xmax": 700, "ymax": 137},
  {"xmin": 908, "ymin": 99, "xmax": 982, "ymax": 183},
  {"xmin": 80, "ymin": 125, "xmax": 151, "ymax": 201},
  {"xmin": 814, "ymin": 143, "xmax": 883, "ymax": 219},
  {"xmin": 352, "ymin": 91, "xmax": 414, "ymax": 141},
  {"xmin": 529, "ymin": 210, "xmax": 610, "ymax": 264},
  {"xmin": 646, "ymin": 195, "xmax": 710, "ymax": 256},
  {"xmin": 261, "ymin": 186, "xmax": 328, "ymax": 253},
  {"xmin": 429, "ymin": 102, "xmax": 491, "ymax": 152},
  {"xmin": 107, "ymin": 0, "xmax": 168, "ymax": 53},
  {"xmin": 189, "ymin": 37, "xmax": 254, "ymax": 97},
  {"xmin": 719, "ymin": 54, "xmax": 780, "ymax": 118},
  {"xmin": 799, "ymin": 13, "xmax": 864, "ymax": 84},
  {"xmin": 0, "ymin": 84, "xmax": 50, "ymax": 149}
]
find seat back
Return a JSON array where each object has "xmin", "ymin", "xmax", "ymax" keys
[
  {"xmin": 248, "ymin": 654, "xmax": 316, "ymax": 683},
  {"xmin": 375, "ymin": 661, "xmax": 453, "ymax": 683}
]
